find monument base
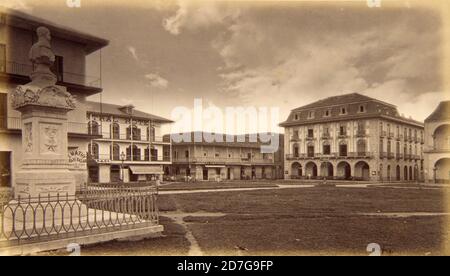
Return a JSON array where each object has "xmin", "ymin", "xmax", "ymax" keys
[{"xmin": 14, "ymin": 168, "xmax": 75, "ymax": 198}]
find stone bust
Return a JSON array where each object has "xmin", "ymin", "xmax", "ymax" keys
[{"xmin": 29, "ymin": 26, "xmax": 55, "ymax": 66}]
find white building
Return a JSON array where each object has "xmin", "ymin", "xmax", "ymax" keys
[{"xmin": 86, "ymin": 102, "xmax": 173, "ymax": 183}]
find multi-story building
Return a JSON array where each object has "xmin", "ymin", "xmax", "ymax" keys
[
  {"xmin": 86, "ymin": 102, "xmax": 173, "ymax": 183},
  {"xmin": 280, "ymin": 93, "xmax": 424, "ymax": 182},
  {"xmin": 423, "ymin": 101, "xmax": 450, "ymax": 183},
  {"xmin": 167, "ymin": 132, "xmax": 284, "ymax": 181},
  {"xmin": 0, "ymin": 9, "xmax": 108, "ymax": 191}
]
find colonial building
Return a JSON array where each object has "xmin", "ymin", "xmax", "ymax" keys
[
  {"xmin": 0, "ymin": 8, "xmax": 108, "ymax": 190},
  {"xmin": 280, "ymin": 93, "xmax": 424, "ymax": 182},
  {"xmin": 167, "ymin": 132, "xmax": 284, "ymax": 181},
  {"xmin": 86, "ymin": 102, "xmax": 173, "ymax": 183},
  {"xmin": 423, "ymin": 101, "xmax": 450, "ymax": 183}
]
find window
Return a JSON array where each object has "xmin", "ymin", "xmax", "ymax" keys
[
  {"xmin": 324, "ymin": 109, "xmax": 330, "ymax": 117},
  {"xmin": 215, "ymin": 153, "xmax": 220, "ymax": 158},
  {"xmin": 148, "ymin": 126, "xmax": 156, "ymax": 141},
  {"xmin": 359, "ymin": 105, "xmax": 365, "ymax": 113},
  {"xmin": 294, "ymin": 114, "xmax": 299, "ymax": 120},
  {"xmin": 293, "ymin": 144, "xmax": 299, "ymax": 157},
  {"xmin": 127, "ymin": 125, "xmax": 141, "ymax": 140},
  {"xmin": 50, "ymin": 55, "xmax": 64, "ymax": 82},
  {"xmin": 89, "ymin": 121, "xmax": 100, "ymax": 136},
  {"xmin": 307, "ymin": 145, "xmax": 315, "ymax": 157},
  {"xmin": 387, "ymin": 140, "xmax": 391, "ymax": 153},
  {"xmin": 357, "ymin": 140, "xmax": 366, "ymax": 155},
  {"xmin": 111, "ymin": 143, "xmax": 120, "ymax": 160},
  {"xmin": 0, "ymin": 44, "xmax": 5, "ymax": 72},
  {"xmin": 323, "ymin": 144, "xmax": 331, "ymax": 155},
  {"xmin": 293, "ymin": 130, "xmax": 299, "ymax": 139},
  {"xmin": 379, "ymin": 138, "xmax": 384, "ymax": 154},
  {"xmin": 307, "ymin": 111, "xmax": 314, "ymax": 119},
  {"xmin": 151, "ymin": 148, "xmax": 158, "ymax": 161},
  {"xmin": 339, "ymin": 125, "xmax": 346, "ymax": 136},
  {"xmin": 112, "ymin": 123, "xmax": 120, "ymax": 139},
  {"xmin": 88, "ymin": 143, "xmax": 99, "ymax": 159},
  {"xmin": 0, "ymin": 93, "xmax": 6, "ymax": 129},
  {"xmin": 307, "ymin": 129, "xmax": 314, "ymax": 138},
  {"xmin": 340, "ymin": 107, "xmax": 347, "ymax": 115},
  {"xmin": 185, "ymin": 150, "xmax": 189, "ymax": 158},
  {"xmin": 339, "ymin": 143, "xmax": 348, "ymax": 157}
]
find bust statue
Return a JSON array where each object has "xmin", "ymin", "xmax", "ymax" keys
[{"xmin": 29, "ymin": 26, "xmax": 55, "ymax": 66}]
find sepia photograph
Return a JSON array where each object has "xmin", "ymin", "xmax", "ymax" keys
[{"xmin": 0, "ymin": 0, "xmax": 450, "ymax": 261}]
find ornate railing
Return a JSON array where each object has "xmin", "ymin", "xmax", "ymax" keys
[{"xmin": 0, "ymin": 186, "xmax": 158, "ymax": 245}]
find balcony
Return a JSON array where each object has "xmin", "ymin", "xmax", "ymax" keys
[
  {"xmin": 396, "ymin": 153, "xmax": 403, "ymax": 160},
  {"xmin": 89, "ymin": 153, "xmax": 170, "ymax": 163},
  {"xmin": 396, "ymin": 135, "xmax": 403, "ymax": 141},
  {"xmin": 387, "ymin": 152, "xmax": 395, "ymax": 159},
  {"xmin": 286, "ymin": 154, "xmax": 307, "ymax": 160},
  {"xmin": 321, "ymin": 133, "xmax": 331, "ymax": 139},
  {"xmin": 380, "ymin": 131, "xmax": 387, "ymax": 137},
  {"xmin": 404, "ymin": 154, "xmax": 411, "ymax": 160},
  {"xmin": 379, "ymin": 152, "xmax": 387, "ymax": 158},
  {"xmin": 0, "ymin": 60, "xmax": 102, "ymax": 91},
  {"xmin": 305, "ymin": 135, "xmax": 315, "ymax": 141},
  {"xmin": 290, "ymin": 135, "xmax": 300, "ymax": 142},
  {"xmin": 388, "ymin": 132, "xmax": 395, "ymax": 139},
  {"xmin": 338, "ymin": 133, "xmax": 348, "ymax": 139},
  {"xmin": 349, "ymin": 152, "xmax": 373, "ymax": 158},
  {"xmin": 174, "ymin": 156, "xmax": 274, "ymax": 165}
]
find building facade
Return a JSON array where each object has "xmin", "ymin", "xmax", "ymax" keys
[
  {"xmin": 280, "ymin": 93, "xmax": 424, "ymax": 182},
  {"xmin": 423, "ymin": 101, "xmax": 450, "ymax": 183},
  {"xmin": 168, "ymin": 132, "xmax": 284, "ymax": 181},
  {"xmin": 0, "ymin": 9, "xmax": 108, "ymax": 191},
  {"xmin": 86, "ymin": 102, "xmax": 172, "ymax": 183}
]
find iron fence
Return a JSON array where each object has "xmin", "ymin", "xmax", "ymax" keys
[{"xmin": 0, "ymin": 186, "xmax": 158, "ymax": 246}]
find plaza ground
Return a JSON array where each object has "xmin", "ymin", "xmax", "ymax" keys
[{"xmin": 39, "ymin": 181, "xmax": 450, "ymax": 256}]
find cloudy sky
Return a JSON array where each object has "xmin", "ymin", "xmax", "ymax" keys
[{"xmin": 3, "ymin": 0, "xmax": 448, "ymax": 134}]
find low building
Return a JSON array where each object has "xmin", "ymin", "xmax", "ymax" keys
[
  {"xmin": 86, "ymin": 102, "xmax": 173, "ymax": 183},
  {"xmin": 0, "ymin": 8, "xmax": 108, "ymax": 191},
  {"xmin": 423, "ymin": 101, "xmax": 450, "ymax": 183},
  {"xmin": 280, "ymin": 93, "xmax": 424, "ymax": 182},
  {"xmin": 167, "ymin": 132, "xmax": 284, "ymax": 181}
]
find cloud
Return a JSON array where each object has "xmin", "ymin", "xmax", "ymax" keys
[
  {"xmin": 162, "ymin": 0, "xmax": 239, "ymax": 35},
  {"xmin": 211, "ymin": 6, "xmax": 442, "ymax": 121},
  {"xmin": 0, "ymin": 0, "xmax": 32, "ymax": 11},
  {"xmin": 127, "ymin": 46, "xmax": 138, "ymax": 61},
  {"xmin": 145, "ymin": 73, "xmax": 169, "ymax": 89}
]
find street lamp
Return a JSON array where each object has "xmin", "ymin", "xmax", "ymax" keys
[{"xmin": 120, "ymin": 151, "xmax": 126, "ymax": 182}]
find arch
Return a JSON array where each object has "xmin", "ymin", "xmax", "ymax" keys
[
  {"xmin": 434, "ymin": 158, "xmax": 450, "ymax": 183},
  {"xmin": 396, "ymin": 165, "xmax": 401, "ymax": 181},
  {"xmin": 291, "ymin": 162, "xmax": 302, "ymax": 178},
  {"xmin": 307, "ymin": 143, "xmax": 315, "ymax": 157},
  {"xmin": 112, "ymin": 123, "xmax": 120, "ymax": 139},
  {"xmin": 320, "ymin": 162, "xmax": 334, "ymax": 179},
  {"xmin": 355, "ymin": 161, "xmax": 370, "ymax": 181},
  {"xmin": 88, "ymin": 142, "xmax": 99, "ymax": 159},
  {"xmin": 305, "ymin": 162, "xmax": 318, "ymax": 179},
  {"xmin": 432, "ymin": 124, "xmax": 450, "ymax": 150},
  {"xmin": 337, "ymin": 161, "xmax": 352, "ymax": 180}
]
